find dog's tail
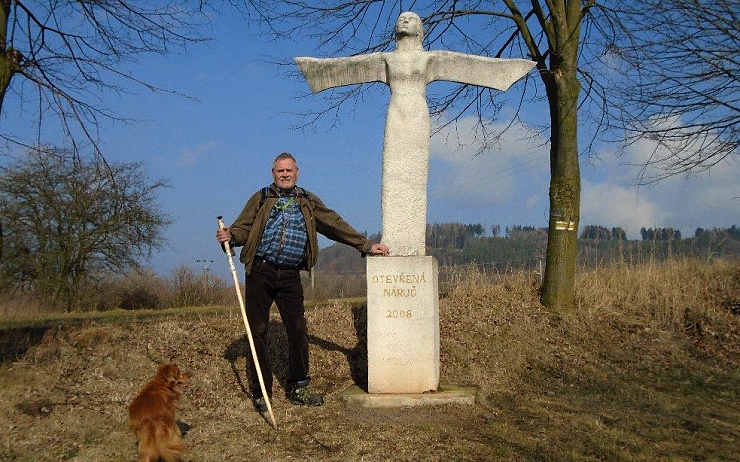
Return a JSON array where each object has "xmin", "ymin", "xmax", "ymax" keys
[{"xmin": 137, "ymin": 417, "xmax": 187, "ymax": 462}]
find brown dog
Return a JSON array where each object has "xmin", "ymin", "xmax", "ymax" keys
[{"xmin": 128, "ymin": 363, "xmax": 190, "ymax": 462}]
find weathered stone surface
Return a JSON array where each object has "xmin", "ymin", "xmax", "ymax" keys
[{"xmin": 366, "ymin": 256, "xmax": 439, "ymax": 393}]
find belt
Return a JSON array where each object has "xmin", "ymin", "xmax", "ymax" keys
[{"xmin": 253, "ymin": 255, "xmax": 299, "ymax": 271}]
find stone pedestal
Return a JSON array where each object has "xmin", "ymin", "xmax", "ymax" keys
[{"xmin": 366, "ymin": 256, "xmax": 439, "ymax": 393}]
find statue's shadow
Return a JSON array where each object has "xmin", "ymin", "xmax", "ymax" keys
[{"xmin": 223, "ymin": 304, "xmax": 368, "ymax": 397}]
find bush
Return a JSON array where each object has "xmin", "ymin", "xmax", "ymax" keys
[
  {"xmin": 95, "ymin": 268, "xmax": 167, "ymax": 311},
  {"xmin": 167, "ymin": 265, "xmax": 229, "ymax": 308}
]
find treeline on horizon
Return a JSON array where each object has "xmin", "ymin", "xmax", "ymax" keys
[
  {"xmin": 427, "ymin": 222, "xmax": 740, "ymax": 243},
  {"xmin": 316, "ymin": 224, "xmax": 740, "ymax": 273}
]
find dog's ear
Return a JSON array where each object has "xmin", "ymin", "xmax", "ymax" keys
[{"xmin": 158, "ymin": 363, "xmax": 181, "ymax": 385}]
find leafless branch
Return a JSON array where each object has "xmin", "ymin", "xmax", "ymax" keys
[{"xmin": 1, "ymin": 0, "xmax": 218, "ymax": 160}]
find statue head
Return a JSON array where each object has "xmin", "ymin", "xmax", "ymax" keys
[{"xmin": 395, "ymin": 12, "xmax": 423, "ymax": 49}]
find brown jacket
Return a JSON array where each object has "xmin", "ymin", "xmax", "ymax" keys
[{"xmin": 228, "ymin": 184, "xmax": 373, "ymax": 274}]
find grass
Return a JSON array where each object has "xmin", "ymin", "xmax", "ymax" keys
[{"xmin": 0, "ymin": 258, "xmax": 737, "ymax": 461}]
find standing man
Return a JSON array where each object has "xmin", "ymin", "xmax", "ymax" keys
[{"xmin": 216, "ymin": 152, "xmax": 390, "ymax": 412}]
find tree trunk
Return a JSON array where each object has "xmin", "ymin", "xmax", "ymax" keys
[
  {"xmin": 0, "ymin": 0, "xmax": 15, "ymax": 113},
  {"xmin": 540, "ymin": 69, "xmax": 581, "ymax": 310},
  {"xmin": 540, "ymin": 45, "xmax": 582, "ymax": 311}
]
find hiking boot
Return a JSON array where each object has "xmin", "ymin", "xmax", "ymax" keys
[
  {"xmin": 288, "ymin": 385, "xmax": 324, "ymax": 406},
  {"xmin": 253, "ymin": 396, "xmax": 268, "ymax": 413}
]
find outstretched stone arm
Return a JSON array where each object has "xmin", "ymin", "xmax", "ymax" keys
[
  {"xmin": 294, "ymin": 54, "xmax": 388, "ymax": 93},
  {"xmin": 426, "ymin": 51, "xmax": 536, "ymax": 91}
]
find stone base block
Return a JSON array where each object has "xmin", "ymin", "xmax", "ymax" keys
[
  {"xmin": 366, "ymin": 256, "xmax": 439, "ymax": 393},
  {"xmin": 339, "ymin": 384, "xmax": 477, "ymax": 408}
]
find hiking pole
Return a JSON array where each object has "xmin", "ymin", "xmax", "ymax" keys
[{"xmin": 217, "ymin": 216, "xmax": 277, "ymax": 429}]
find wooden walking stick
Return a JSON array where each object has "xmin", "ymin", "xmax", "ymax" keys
[{"xmin": 217, "ymin": 216, "xmax": 277, "ymax": 429}]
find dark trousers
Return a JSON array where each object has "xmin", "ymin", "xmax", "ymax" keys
[{"xmin": 245, "ymin": 259, "xmax": 309, "ymax": 398}]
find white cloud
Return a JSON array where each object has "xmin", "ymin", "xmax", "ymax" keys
[
  {"xmin": 177, "ymin": 141, "xmax": 221, "ymax": 167},
  {"xmin": 420, "ymin": 113, "xmax": 737, "ymax": 237},
  {"xmin": 580, "ymin": 180, "xmax": 670, "ymax": 238},
  {"xmin": 428, "ymin": 115, "xmax": 550, "ymax": 209},
  {"xmin": 584, "ymin": 131, "xmax": 739, "ymax": 237}
]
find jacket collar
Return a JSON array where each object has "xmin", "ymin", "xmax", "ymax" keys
[{"xmin": 269, "ymin": 183, "xmax": 298, "ymax": 197}]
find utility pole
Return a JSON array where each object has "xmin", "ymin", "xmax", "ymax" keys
[
  {"xmin": 196, "ymin": 259, "xmax": 214, "ymax": 289},
  {"xmin": 537, "ymin": 254, "xmax": 544, "ymax": 284}
]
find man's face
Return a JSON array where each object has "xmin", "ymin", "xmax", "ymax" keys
[
  {"xmin": 396, "ymin": 12, "xmax": 421, "ymax": 37},
  {"xmin": 272, "ymin": 158, "xmax": 298, "ymax": 190}
]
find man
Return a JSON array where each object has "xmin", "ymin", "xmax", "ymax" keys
[{"xmin": 216, "ymin": 152, "xmax": 390, "ymax": 412}]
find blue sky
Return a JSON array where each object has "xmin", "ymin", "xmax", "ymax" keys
[{"xmin": 2, "ymin": 14, "xmax": 737, "ymax": 280}]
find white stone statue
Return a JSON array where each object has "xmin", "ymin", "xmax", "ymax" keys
[{"xmin": 295, "ymin": 11, "xmax": 535, "ymax": 256}]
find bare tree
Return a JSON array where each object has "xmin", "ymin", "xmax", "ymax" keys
[
  {"xmin": 598, "ymin": 0, "xmax": 739, "ymax": 183},
  {"xmin": 0, "ymin": 0, "xmax": 219, "ymax": 154},
  {"xmin": 0, "ymin": 146, "xmax": 171, "ymax": 312}
]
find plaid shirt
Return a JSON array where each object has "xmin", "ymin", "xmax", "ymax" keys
[{"xmin": 257, "ymin": 195, "xmax": 308, "ymax": 268}]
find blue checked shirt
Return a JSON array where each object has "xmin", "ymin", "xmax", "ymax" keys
[{"xmin": 257, "ymin": 195, "xmax": 308, "ymax": 268}]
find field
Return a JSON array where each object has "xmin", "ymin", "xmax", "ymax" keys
[{"xmin": 0, "ymin": 259, "xmax": 738, "ymax": 461}]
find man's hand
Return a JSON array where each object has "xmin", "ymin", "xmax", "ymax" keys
[
  {"xmin": 369, "ymin": 243, "xmax": 391, "ymax": 256},
  {"xmin": 216, "ymin": 228, "xmax": 232, "ymax": 244}
]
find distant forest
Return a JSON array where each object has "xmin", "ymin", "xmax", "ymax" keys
[{"xmin": 315, "ymin": 224, "xmax": 740, "ymax": 274}]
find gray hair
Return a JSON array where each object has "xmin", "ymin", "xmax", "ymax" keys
[{"xmin": 273, "ymin": 152, "xmax": 298, "ymax": 168}]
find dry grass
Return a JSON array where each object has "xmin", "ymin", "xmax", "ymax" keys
[{"xmin": 0, "ymin": 258, "xmax": 738, "ymax": 461}]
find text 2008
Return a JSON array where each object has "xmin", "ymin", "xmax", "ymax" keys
[{"xmin": 386, "ymin": 310, "xmax": 413, "ymax": 319}]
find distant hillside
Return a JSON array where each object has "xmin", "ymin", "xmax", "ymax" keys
[{"xmin": 315, "ymin": 225, "xmax": 739, "ymax": 274}]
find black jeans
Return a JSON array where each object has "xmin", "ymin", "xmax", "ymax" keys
[{"xmin": 245, "ymin": 258, "xmax": 309, "ymax": 398}]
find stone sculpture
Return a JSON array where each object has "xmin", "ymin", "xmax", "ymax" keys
[{"xmin": 295, "ymin": 11, "xmax": 536, "ymax": 256}]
